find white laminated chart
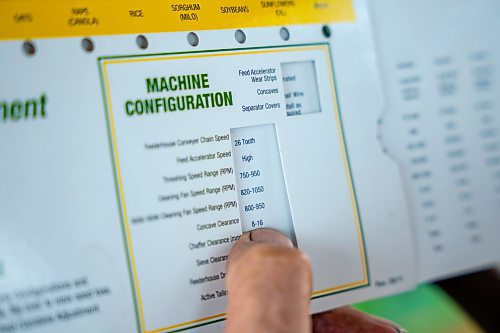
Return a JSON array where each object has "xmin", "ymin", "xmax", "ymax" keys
[
  {"xmin": 3, "ymin": 0, "xmax": 500, "ymax": 330},
  {"xmin": 0, "ymin": 1, "xmax": 428, "ymax": 331}
]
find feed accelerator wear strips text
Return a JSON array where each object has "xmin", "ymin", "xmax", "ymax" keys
[{"xmin": 125, "ymin": 73, "xmax": 233, "ymax": 116}]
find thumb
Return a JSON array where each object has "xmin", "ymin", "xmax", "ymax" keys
[{"xmin": 224, "ymin": 229, "xmax": 312, "ymax": 333}]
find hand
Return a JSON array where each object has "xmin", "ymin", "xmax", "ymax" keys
[{"xmin": 224, "ymin": 228, "xmax": 406, "ymax": 333}]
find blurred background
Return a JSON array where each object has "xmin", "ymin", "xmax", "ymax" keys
[{"xmin": 356, "ymin": 268, "xmax": 500, "ymax": 332}]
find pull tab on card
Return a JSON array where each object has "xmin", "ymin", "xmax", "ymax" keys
[{"xmin": 230, "ymin": 124, "xmax": 297, "ymax": 245}]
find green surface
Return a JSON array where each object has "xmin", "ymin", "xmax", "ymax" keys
[{"xmin": 354, "ymin": 285, "xmax": 483, "ymax": 333}]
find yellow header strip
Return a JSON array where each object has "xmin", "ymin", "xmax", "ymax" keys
[{"xmin": 0, "ymin": 0, "xmax": 355, "ymax": 40}]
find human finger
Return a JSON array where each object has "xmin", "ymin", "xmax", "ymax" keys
[{"xmin": 224, "ymin": 228, "xmax": 312, "ymax": 333}]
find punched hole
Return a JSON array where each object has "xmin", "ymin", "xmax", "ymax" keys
[
  {"xmin": 136, "ymin": 35, "xmax": 149, "ymax": 49},
  {"xmin": 322, "ymin": 25, "xmax": 332, "ymax": 38},
  {"xmin": 22, "ymin": 40, "xmax": 36, "ymax": 56},
  {"xmin": 280, "ymin": 27, "xmax": 290, "ymax": 41},
  {"xmin": 234, "ymin": 29, "xmax": 246, "ymax": 44},
  {"xmin": 81, "ymin": 38, "xmax": 95, "ymax": 52},
  {"xmin": 187, "ymin": 32, "xmax": 199, "ymax": 47}
]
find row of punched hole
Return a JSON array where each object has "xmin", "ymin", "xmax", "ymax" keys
[{"xmin": 21, "ymin": 26, "xmax": 332, "ymax": 56}]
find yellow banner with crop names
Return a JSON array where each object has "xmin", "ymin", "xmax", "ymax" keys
[{"xmin": 0, "ymin": 0, "xmax": 355, "ymax": 40}]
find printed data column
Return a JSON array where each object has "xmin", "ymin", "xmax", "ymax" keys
[
  {"xmin": 470, "ymin": 51, "xmax": 500, "ymax": 204},
  {"xmin": 396, "ymin": 61, "xmax": 443, "ymax": 253},
  {"xmin": 434, "ymin": 56, "xmax": 482, "ymax": 244},
  {"xmin": 230, "ymin": 124, "xmax": 297, "ymax": 245}
]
